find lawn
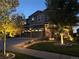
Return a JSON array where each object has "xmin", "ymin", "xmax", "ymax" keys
[{"xmin": 28, "ymin": 42, "xmax": 79, "ymax": 57}]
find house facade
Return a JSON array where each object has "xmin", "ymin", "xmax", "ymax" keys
[{"xmin": 26, "ymin": 11, "xmax": 49, "ymax": 38}]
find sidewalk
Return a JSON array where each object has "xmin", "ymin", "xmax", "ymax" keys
[{"xmin": 8, "ymin": 45, "xmax": 79, "ymax": 59}]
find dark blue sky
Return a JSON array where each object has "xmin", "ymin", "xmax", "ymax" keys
[{"xmin": 15, "ymin": 0, "xmax": 46, "ymax": 18}]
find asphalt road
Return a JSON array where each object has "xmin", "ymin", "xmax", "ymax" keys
[{"xmin": 0, "ymin": 37, "xmax": 33, "ymax": 50}]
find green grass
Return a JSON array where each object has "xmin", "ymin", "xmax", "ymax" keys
[{"xmin": 28, "ymin": 42, "xmax": 79, "ymax": 57}]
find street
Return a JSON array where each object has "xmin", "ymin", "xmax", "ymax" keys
[{"xmin": 0, "ymin": 37, "xmax": 36, "ymax": 50}]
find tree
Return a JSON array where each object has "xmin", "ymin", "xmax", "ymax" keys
[
  {"xmin": 0, "ymin": 16, "xmax": 21, "ymax": 56},
  {"xmin": 45, "ymin": 0, "xmax": 78, "ymax": 44},
  {"xmin": 0, "ymin": 0, "xmax": 19, "ymax": 56},
  {"xmin": 45, "ymin": 0, "xmax": 78, "ymax": 26},
  {"xmin": 11, "ymin": 14, "xmax": 26, "ymax": 35}
]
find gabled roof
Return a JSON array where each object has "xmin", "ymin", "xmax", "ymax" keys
[{"xmin": 29, "ymin": 11, "xmax": 43, "ymax": 17}]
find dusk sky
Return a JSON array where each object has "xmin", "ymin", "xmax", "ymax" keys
[
  {"xmin": 15, "ymin": 0, "xmax": 46, "ymax": 18},
  {"xmin": 15, "ymin": 0, "xmax": 79, "ymax": 18}
]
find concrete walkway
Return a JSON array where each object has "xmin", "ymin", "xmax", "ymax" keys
[{"xmin": 8, "ymin": 45, "xmax": 79, "ymax": 59}]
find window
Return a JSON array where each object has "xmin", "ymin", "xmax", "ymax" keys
[{"xmin": 32, "ymin": 17, "xmax": 35, "ymax": 21}]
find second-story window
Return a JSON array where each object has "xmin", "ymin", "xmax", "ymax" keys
[{"xmin": 32, "ymin": 17, "xmax": 35, "ymax": 21}]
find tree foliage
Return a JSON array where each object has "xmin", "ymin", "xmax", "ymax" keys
[
  {"xmin": 45, "ymin": 0, "xmax": 79, "ymax": 26},
  {"xmin": 0, "ymin": 0, "xmax": 19, "ymax": 16},
  {"xmin": 0, "ymin": 0, "xmax": 19, "ymax": 37},
  {"xmin": 0, "ymin": 16, "xmax": 18, "ymax": 37},
  {"xmin": 11, "ymin": 14, "xmax": 26, "ymax": 35}
]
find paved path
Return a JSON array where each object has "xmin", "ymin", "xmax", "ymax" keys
[
  {"xmin": 8, "ymin": 46, "xmax": 60, "ymax": 59},
  {"xmin": 8, "ymin": 43, "xmax": 79, "ymax": 59}
]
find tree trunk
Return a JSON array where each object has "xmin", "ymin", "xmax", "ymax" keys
[
  {"xmin": 3, "ymin": 30, "xmax": 6, "ymax": 56},
  {"xmin": 60, "ymin": 33, "xmax": 64, "ymax": 45}
]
